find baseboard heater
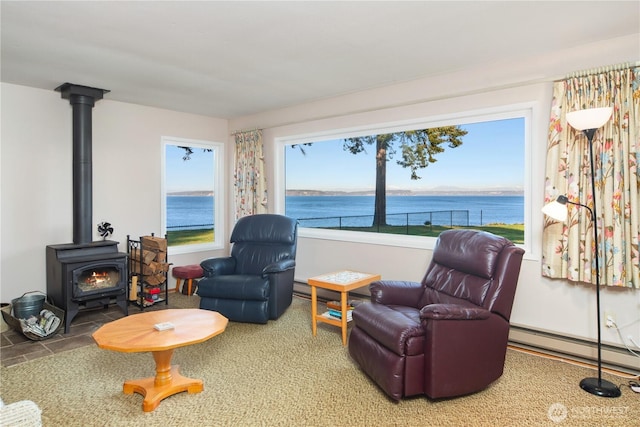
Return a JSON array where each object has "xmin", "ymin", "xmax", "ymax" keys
[
  {"xmin": 293, "ymin": 282, "xmax": 639, "ymax": 375},
  {"xmin": 508, "ymin": 325, "xmax": 639, "ymax": 375}
]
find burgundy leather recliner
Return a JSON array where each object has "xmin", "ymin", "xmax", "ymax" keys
[{"xmin": 348, "ymin": 229, "xmax": 525, "ymax": 400}]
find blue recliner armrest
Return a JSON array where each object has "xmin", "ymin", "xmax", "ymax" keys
[
  {"xmin": 201, "ymin": 257, "xmax": 236, "ymax": 276},
  {"xmin": 262, "ymin": 259, "xmax": 295, "ymax": 276}
]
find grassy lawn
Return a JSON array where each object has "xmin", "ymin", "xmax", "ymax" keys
[
  {"xmin": 167, "ymin": 229, "xmax": 214, "ymax": 246},
  {"xmin": 167, "ymin": 223, "xmax": 524, "ymax": 246}
]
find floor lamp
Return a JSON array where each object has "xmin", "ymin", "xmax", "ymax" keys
[{"xmin": 542, "ymin": 106, "xmax": 621, "ymax": 398}]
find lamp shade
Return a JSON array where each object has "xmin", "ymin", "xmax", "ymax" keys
[
  {"xmin": 542, "ymin": 199, "xmax": 568, "ymax": 221},
  {"xmin": 566, "ymin": 107, "xmax": 612, "ymax": 131},
  {"xmin": 542, "ymin": 195, "xmax": 570, "ymax": 221}
]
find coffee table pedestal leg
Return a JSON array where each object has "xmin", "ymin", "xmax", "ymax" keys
[{"xmin": 123, "ymin": 349, "xmax": 204, "ymax": 412}]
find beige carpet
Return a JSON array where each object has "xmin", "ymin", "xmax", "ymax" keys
[{"xmin": 1, "ymin": 294, "xmax": 638, "ymax": 426}]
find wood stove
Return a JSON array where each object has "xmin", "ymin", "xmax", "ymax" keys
[
  {"xmin": 45, "ymin": 83, "xmax": 129, "ymax": 333},
  {"xmin": 46, "ymin": 241, "xmax": 128, "ymax": 333}
]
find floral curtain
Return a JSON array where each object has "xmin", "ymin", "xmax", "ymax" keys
[
  {"xmin": 542, "ymin": 65, "xmax": 639, "ymax": 288},
  {"xmin": 234, "ymin": 129, "xmax": 267, "ymax": 219}
]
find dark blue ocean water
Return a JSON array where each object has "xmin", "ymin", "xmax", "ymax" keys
[
  {"xmin": 286, "ymin": 195, "xmax": 523, "ymax": 227},
  {"xmin": 167, "ymin": 195, "xmax": 524, "ymax": 229},
  {"xmin": 167, "ymin": 196, "xmax": 214, "ymax": 230}
]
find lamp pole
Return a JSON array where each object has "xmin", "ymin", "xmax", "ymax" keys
[{"xmin": 578, "ymin": 128, "xmax": 621, "ymax": 398}]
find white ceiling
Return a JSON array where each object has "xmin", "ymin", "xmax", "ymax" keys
[{"xmin": 1, "ymin": 1, "xmax": 638, "ymax": 119}]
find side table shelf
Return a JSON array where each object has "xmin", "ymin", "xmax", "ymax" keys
[{"xmin": 127, "ymin": 234, "xmax": 170, "ymax": 310}]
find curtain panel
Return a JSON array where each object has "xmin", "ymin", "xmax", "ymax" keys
[
  {"xmin": 542, "ymin": 66, "xmax": 639, "ymax": 289},
  {"xmin": 234, "ymin": 129, "xmax": 267, "ymax": 220}
]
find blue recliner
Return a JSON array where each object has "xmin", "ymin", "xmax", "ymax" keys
[{"xmin": 197, "ymin": 214, "xmax": 298, "ymax": 323}]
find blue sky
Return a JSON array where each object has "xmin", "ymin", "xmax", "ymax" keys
[
  {"xmin": 164, "ymin": 117, "xmax": 524, "ymax": 193},
  {"xmin": 165, "ymin": 145, "xmax": 215, "ymax": 192},
  {"xmin": 286, "ymin": 118, "xmax": 525, "ymax": 192}
]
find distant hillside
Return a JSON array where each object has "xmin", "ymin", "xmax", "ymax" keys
[
  {"xmin": 286, "ymin": 188, "xmax": 523, "ymax": 196},
  {"xmin": 168, "ymin": 189, "xmax": 524, "ymax": 197},
  {"xmin": 168, "ymin": 191, "xmax": 214, "ymax": 196}
]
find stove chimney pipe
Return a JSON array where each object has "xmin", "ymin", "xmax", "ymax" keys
[{"xmin": 55, "ymin": 83, "xmax": 109, "ymax": 244}]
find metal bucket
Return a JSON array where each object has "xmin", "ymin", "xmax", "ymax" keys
[{"xmin": 11, "ymin": 292, "xmax": 45, "ymax": 319}]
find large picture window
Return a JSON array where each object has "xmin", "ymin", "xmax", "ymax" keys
[
  {"xmin": 280, "ymin": 108, "xmax": 530, "ymax": 247},
  {"xmin": 162, "ymin": 137, "xmax": 224, "ymax": 253}
]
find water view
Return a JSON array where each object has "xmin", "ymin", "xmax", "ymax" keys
[{"xmin": 167, "ymin": 194, "xmax": 524, "ymax": 229}]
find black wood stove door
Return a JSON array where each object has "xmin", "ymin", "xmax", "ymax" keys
[{"xmin": 71, "ymin": 259, "xmax": 127, "ymax": 301}]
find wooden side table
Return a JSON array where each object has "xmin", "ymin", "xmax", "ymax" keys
[{"xmin": 308, "ymin": 271, "xmax": 380, "ymax": 346}]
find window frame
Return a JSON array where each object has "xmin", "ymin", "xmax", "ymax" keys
[
  {"xmin": 274, "ymin": 104, "xmax": 533, "ymax": 254},
  {"xmin": 161, "ymin": 136, "xmax": 225, "ymax": 255}
]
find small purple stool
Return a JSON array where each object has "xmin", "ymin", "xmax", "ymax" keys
[{"xmin": 172, "ymin": 265, "xmax": 203, "ymax": 296}]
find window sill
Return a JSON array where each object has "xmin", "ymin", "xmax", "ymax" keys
[
  {"xmin": 168, "ymin": 242, "xmax": 224, "ymax": 256},
  {"xmin": 298, "ymin": 227, "xmax": 438, "ymax": 250},
  {"xmin": 298, "ymin": 227, "xmax": 535, "ymax": 261}
]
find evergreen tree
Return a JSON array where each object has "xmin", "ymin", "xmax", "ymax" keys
[{"xmin": 343, "ymin": 126, "xmax": 467, "ymax": 226}]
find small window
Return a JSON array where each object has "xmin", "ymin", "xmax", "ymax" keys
[{"xmin": 162, "ymin": 137, "xmax": 224, "ymax": 253}]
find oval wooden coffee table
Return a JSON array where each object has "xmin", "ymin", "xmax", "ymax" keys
[{"xmin": 92, "ymin": 309, "xmax": 228, "ymax": 412}]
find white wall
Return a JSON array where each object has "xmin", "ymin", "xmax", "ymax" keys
[
  {"xmin": 229, "ymin": 34, "xmax": 640, "ymax": 359},
  {"xmin": 0, "ymin": 83, "xmax": 230, "ymax": 303}
]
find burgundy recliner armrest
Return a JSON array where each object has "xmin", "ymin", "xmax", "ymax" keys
[
  {"xmin": 370, "ymin": 280, "xmax": 423, "ymax": 307},
  {"xmin": 420, "ymin": 303, "xmax": 491, "ymax": 321}
]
